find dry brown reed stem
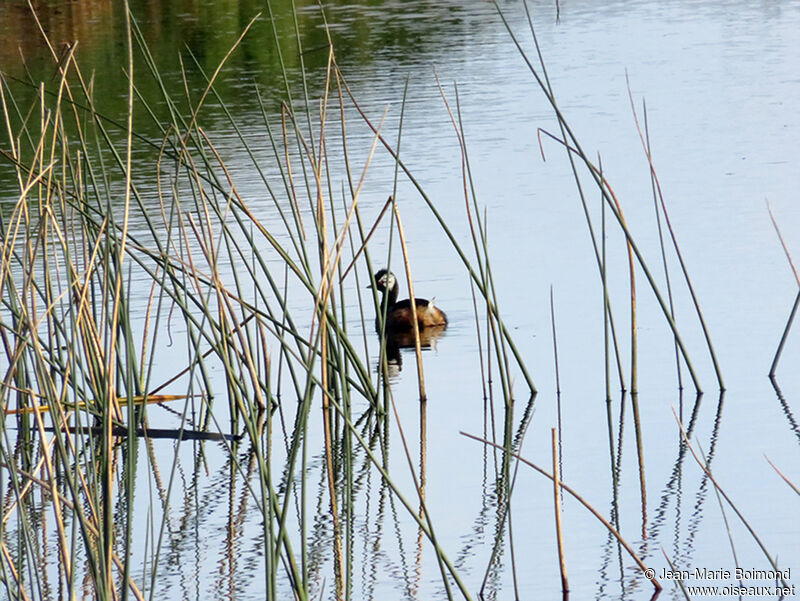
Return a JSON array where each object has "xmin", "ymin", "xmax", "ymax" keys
[
  {"xmin": 0, "ymin": 77, "xmax": 22, "ymax": 190},
  {"xmin": 393, "ymin": 202, "xmax": 427, "ymax": 401},
  {"xmin": 601, "ymin": 175, "xmax": 647, "ymax": 536},
  {"xmin": 321, "ymin": 298, "xmax": 345, "ymax": 599},
  {"xmin": 766, "ymin": 202, "xmax": 800, "ymax": 288},
  {"xmin": 306, "ymin": 108, "xmax": 388, "ymax": 327},
  {"xmin": 339, "ymin": 195, "xmax": 393, "ymax": 280},
  {"xmin": 632, "ymin": 388, "xmax": 648, "ymax": 541},
  {"xmin": 764, "ymin": 456, "xmax": 800, "ymax": 496},
  {"xmin": 100, "ymin": 4, "xmax": 135, "ymax": 592},
  {"xmin": 551, "ymin": 428, "xmax": 569, "ymax": 594},
  {"xmin": 316, "ymin": 48, "xmax": 345, "ymax": 601},
  {"xmin": 461, "ymin": 431, "xmax": 662, "ymax": 592},
  {"xmin": 1, "ymin": 542, "xmax": 31, "ymax": 601}
]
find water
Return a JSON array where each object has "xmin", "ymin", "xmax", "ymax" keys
[{"xmin": 1, "ymin": 1, "xmax": 799, "ymax": 599}]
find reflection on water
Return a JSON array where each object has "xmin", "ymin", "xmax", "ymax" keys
[
  {"xmin": 379, "ymin": 326, "xmax": 446, "ymax": 376},
  {"xmin": 0, "ymin": 0, "xmax": 496, "ymax": 146},
  {"xmin": 1, "ymin": 0, "xmax": 799, "ymax": 599},
  {"xmin": 385, "ymin": 326, "xmax": 446, "ymax": 353}
]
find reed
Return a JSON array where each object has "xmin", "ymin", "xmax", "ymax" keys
[
  {"xmin": 766, "ymin": 202, "xmax": 800, "ymax": 377},
  {"xmin": 625, "ymin": 78, "xmax": 724, "ymax": 391},
  {"xmin": 765, "ymin": 456, "xmax": 800, "ymax": 497},
  {"xmin": 672, "ymin": 408, "xmax": 789, "ymax": 589},
  {"xmin": 462, "ymin": 431, "xmax": 662, "ymax": 593},
  {"xmin": 0, "ymin": 3, "xmax": 542, "ymax": 599},
  {"xmin": 551, "ymin": 428, "xmax": 568, "ymax": 594},
  {"xmin": 500, "ymin": 0, "xmax": 711, "ymax": 394}
]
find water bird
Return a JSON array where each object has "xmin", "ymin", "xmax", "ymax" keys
[{"xmin": 369, "ymin": 269, "xmax": 448, "ymax": 333}]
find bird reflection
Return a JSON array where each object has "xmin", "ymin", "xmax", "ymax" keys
[{"xmin": 380, "ymin": 326, "xmax": 446, "ymax": 376}]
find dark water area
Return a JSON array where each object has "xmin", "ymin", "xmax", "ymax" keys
[
  {"xmin": 1, "ymin": 1, "xmax": 799, "ymax": 600},
  {"xmin": 0, "ymin": 1, "xmax": 497, "ymax": 129}
]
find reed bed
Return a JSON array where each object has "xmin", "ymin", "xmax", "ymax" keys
[{"xmin": 0, "ymin": 3, "xmax": 538, "ymax": 599}]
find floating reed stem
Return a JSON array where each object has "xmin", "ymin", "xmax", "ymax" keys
[{"xmin": 765, "ymin": 456, "xmax": 800, "ymax": 496}]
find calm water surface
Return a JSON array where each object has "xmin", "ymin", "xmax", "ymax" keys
[{"xmin": 1, "ymin": 1, "xmax": 799, "ymax": 599}]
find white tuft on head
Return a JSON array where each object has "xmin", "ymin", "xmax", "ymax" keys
[{"xmin": 380, "ymin": 271, "xmax": 396, "ymax": 290}]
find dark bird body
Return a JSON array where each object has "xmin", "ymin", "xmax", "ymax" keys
[{"xmin": 370, "ymin": 269, "xmax": 448, "ymax": 333}]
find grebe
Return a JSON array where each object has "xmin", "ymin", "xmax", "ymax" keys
[{"xmin": 370, "ymin": 269, "xmax": 448, "ymax": 333}]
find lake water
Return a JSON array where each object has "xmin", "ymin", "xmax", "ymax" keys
[{"xmin": 1, "ymin": 1, "xmax": 799, "ymax": 599}]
